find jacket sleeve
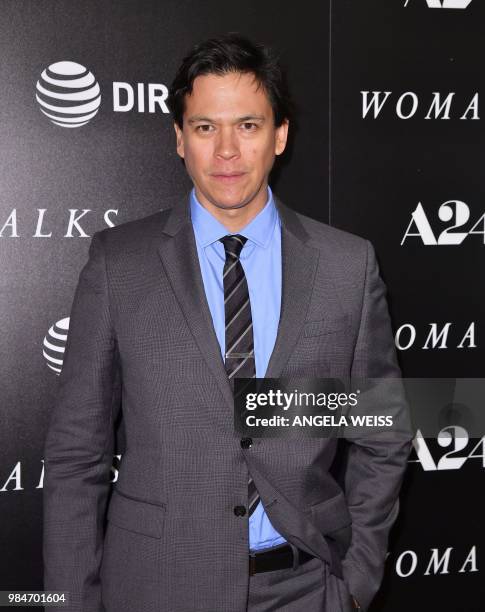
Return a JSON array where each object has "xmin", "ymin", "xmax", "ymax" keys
[
  {"xmin": 342, "ymin": 240, "xmax": 413, "ymax": 611},
  {"xmin": 43, "ymin": 230, "xmax": 120, "ymax": 612}
]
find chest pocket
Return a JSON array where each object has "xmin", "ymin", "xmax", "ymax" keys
[{"xmin": 303, "ymin": 314, "xmax": 351, "ymax": 338}]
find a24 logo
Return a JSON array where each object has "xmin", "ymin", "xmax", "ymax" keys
[
  {"xmin": 401, "ymin": 201, "xmax": 484, "ymax": 246},
  {"xmin": 404, "ymin": 0, "xmax": 473, "ymax": 8},
  {"xmin": 412, "ymin": 426, "xmax": 484, "ymax": 471}
]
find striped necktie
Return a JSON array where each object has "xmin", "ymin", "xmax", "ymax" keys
[{"xmin": 219, "ymin": 234, "xmax": 260, "ymax": 517}]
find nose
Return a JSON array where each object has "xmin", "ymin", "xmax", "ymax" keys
[{"xmin": 214, "ymin": 126, "xmax": 240, "ymax": 161}]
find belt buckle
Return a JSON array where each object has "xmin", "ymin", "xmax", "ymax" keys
[{"xmin": 249, "ymin": 553, "xmax": 257, "ymax": 576}]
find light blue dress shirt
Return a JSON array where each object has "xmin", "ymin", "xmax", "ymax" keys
[{"xmin": 190, "ymin": 185, "xmax": 287, "ymax": 551}]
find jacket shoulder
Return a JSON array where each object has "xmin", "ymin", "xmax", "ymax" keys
[
  {"xmin": 93, "ymin": 208, "xmax": 172, "ymax": 252},
  {"xmin": 293, "ymin": 209, "xmax": 369, "ymax": 257}
]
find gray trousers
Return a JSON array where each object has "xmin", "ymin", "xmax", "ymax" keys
[{"xmin": 247, "ymin": 554, "xmax": 354, "ymax": 612}]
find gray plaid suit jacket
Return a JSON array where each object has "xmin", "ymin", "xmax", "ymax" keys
[{"xmin": 43, "ymin": 191, "xmax": 413, "ymax": 612}]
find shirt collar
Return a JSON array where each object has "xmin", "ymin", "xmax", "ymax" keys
[{"xmin": 189, "ymin": 185, "xmax": 278, "ymax": 249}]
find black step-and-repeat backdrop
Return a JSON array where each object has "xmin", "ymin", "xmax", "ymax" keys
[{"xmin": 1, "ymin": 1, "xmax": 483, "ymax": 611}]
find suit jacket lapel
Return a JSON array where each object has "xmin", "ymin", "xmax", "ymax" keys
[
  {"xmin": 157, "ymin": 194, "xmax": 235, "ymax": 410},
  {"xmin": 265, "ymin": 196, "xmax": 320, "ymax": 378}
]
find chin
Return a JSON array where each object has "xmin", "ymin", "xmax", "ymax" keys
[{"xmin": 209, "ymin": 192, "xmax": 250, "ymax": 210}]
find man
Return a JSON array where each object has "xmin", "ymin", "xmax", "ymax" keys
[{"xmin": 43, "ymin": 34, "xmax": 413, "ymax": 612}]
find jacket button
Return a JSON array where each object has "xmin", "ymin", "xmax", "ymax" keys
[
  {"xmin": 240, "ymin": 437, "xmax": 253, "ymax": 449},
  {"xmin": 234, "ymin": 505, "xmax": 247, "ymax": 517}
]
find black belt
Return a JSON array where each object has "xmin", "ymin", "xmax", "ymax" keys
[{"xmin": 249, "ymin": 544, "xmax": 315, "ymax": 575}]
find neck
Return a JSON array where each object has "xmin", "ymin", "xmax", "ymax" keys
[{"xmin": 194, "ymin": 184, "xmax": 269, "ymax": 233}]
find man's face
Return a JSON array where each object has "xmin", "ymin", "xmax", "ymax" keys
[{"xmin": 174, "ymin": 71, "xmax": 288, "ymax": 212}]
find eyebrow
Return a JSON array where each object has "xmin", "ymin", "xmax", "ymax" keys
[{"xmin": 187, "ymin": 115, "xmax": 266, "ymax": 124}]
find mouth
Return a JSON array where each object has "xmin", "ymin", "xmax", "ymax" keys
[{"xmin": 210, "ymin": 172, "xmax": 247, "ymax": 183}]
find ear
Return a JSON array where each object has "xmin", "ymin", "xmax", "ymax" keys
[
  {"xmin": 274, "ymin": 119, "xmax": 289, "ymax": 156},
  {"xmin": 174, "ymin": 122, "xmax": 184, "ymax": 158}
]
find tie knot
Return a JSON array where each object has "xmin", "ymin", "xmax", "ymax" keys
[{"xmin": 219, "ymin": 234, "xmax": 247, "ymax": 260}]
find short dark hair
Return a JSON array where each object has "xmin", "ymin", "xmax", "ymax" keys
[{"xmin": 168, "ymin": 33, "xmax": 293, "ymax": 128}]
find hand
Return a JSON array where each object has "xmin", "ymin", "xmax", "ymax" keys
[{"xmin": 351, "ymin": 594, "xmax": 361, "ymax": 609}]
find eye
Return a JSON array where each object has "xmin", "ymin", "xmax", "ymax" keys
[
  {"xmin": 196, "ymin": 124, "xmax": 214, "ymax": 133},
  {"xmin": 241, "ymin": 122, "xmax": 258, "ymax": 131}
]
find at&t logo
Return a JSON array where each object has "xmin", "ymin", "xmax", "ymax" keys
[
  {"xmin": 43, "ymin": 317, "xmax": 70, "ymax": 374},
  {"xmin": 36, "ymin": 61, "xmax": 101, "ymax": 128}
]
